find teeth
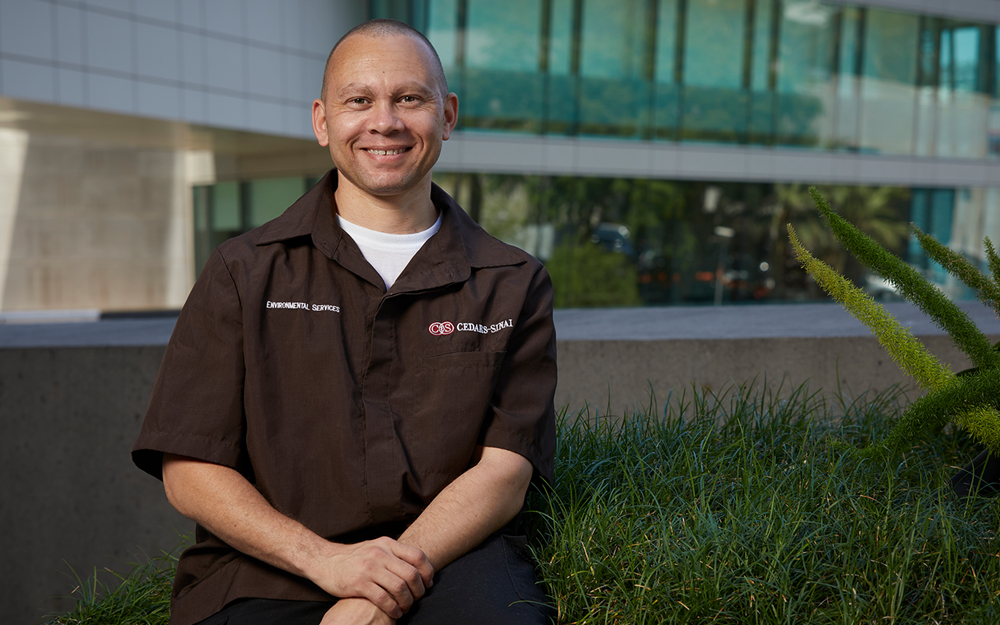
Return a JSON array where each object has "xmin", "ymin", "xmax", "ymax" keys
[{"xmin": 368, "ymin": 148, "xmax": 407, "ymax": 155}]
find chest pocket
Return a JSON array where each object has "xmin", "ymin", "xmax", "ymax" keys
[
  {"xmin": 401, "ymin": 350, "xmax": 507, "ymax": 483},
  {"xmin": 417, "ymin": 350, "xmax": 506, "ymax": 416}
]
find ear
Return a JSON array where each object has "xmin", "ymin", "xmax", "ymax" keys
[
  {"xmin": 441, "ymin": 92, "xmax": 459, "ymax": 141},
  {"xmin": 311, "ymin": 99, "xmax": 329, "ymax": 147}
]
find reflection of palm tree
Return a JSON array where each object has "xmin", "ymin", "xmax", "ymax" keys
[{"xmin": 772, "ymin": 184, "xmax": 910, "ymax": 294}]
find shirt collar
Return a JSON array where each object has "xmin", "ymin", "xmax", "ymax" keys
[{"xmin": 254, "ymin": 170, "xmax": 526, "ymax": 292}]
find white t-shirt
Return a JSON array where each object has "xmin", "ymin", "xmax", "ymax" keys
[{"xmin": 337, "ymin": 212, "xmax": 443, "ymax": 289}]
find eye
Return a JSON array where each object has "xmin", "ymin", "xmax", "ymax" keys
[
  {"xmin": 400, "ymin": 95, "xmax": 419, "ymax": 104},
  {"xmin": 349, "ymin": 97, "xmax": 370, "ymax": 106}
]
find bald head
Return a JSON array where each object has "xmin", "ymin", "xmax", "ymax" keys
[{"xmin": 321, "ymin": 19, "xmax": 449, "ymax": 101}]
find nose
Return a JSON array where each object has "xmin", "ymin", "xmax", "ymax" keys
[{"xmin": 369, "ymin": 100, "xmax": 404, "ymax": 135}]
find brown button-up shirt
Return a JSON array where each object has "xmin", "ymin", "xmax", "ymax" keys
[{"xmin": 132, "ymin": 171, "xmax": 557, "ymax": 625}]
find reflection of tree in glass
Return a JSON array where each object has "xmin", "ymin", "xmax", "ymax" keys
[
  {"xmin": 771, "ymin": 184, "xmax": 910, "ymax": 297},
  {"xmin": 545, "ymin": 243, "xmax": 642, "ymax": 308}
]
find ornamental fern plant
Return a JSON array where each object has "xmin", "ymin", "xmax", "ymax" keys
[{"xmin": 787, "ymin": 187, "xmax": 1000, "ymax": 460}]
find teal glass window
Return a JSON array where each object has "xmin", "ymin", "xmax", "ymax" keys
[
  {"xmin": 652, "ymin": 0, "xmax": 680, "ymax": 139},
  {"xmin": 747, "ymin": 0, "xmax": 776, "ymax": 145},
  {"xmin": 370, "ymin": 0, "xmax": 999, "ymax": 162},
  {"xmin": 775, "ymin": 1, "xmax": 835, "ymax": 148},
  {"xmin": 936, "ymin": 22, "xmax": 989, "ymax": 157},
  {"xmin": 860, "ymin": 9, "xmax": 919, "ymax": 155},
  {"xmin": 544, "ymin": 0, "xmax": 577, "ymax": 134},
  {"xmin": 992, "ymin": 26, "xmax": 1000, "ymax": 158},
  {"xmin": 463, "ymin": 0, "xmax": 544, "ymax": 132},
  {"xmin": 681, "ymin": 0, "xmax": 748, "ymax": 143},
  {"xmin": 578, "ymin": 0, "xmax": 654, "ymax": 137},
  {"xmin": 246, "ymin": 178, "xmax": 307, "ymax": 228},
  {"xmin": 192, "ymin": 177, "xmax": 313, "ymax": 277}
]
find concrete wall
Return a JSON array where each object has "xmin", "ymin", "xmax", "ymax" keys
[
  {"xmin": 1, "ymin": 344, "xmax": 185, "ymax": 625},
  {"xmin": 0, "ymin": 130, "xmax": 195, "ymax": 311},
  {"xmin": 557, "ymin": 335, "xmax": 981, "ymax": 414},
  {"xmin": 3, "ymin": 301, "xmax": 1000, "ymax": 624}
]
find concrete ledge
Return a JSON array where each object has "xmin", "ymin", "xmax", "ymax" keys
[
  {"xmin": 3, "ymin": 300, "xmax": 998, "ymax": 623},
  {"xmin": 552, "ymin": 301, "xmax": 1000, "ymax": 410}
]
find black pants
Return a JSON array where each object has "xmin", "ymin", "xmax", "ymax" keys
[{"xmin": 195, "ymin": 533, "xmax": 555, "ymax": 625}]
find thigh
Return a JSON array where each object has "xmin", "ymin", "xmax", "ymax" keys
[
  {"xmin": 401, "ymin": 533, "xmax": 555, "ymax": 625},
  {"xmin": 193, "ymin": 598, "xmax": 333, "ymax": 625}
]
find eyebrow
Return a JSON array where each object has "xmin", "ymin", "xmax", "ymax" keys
[{"xmin": 335, "ymin": 81, "xmax": 437, "ymax": 99}]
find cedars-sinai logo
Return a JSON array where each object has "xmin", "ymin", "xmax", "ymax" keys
[{"xmin": 428, "ymin": 321, "xmax": 454, "ymax": 336}]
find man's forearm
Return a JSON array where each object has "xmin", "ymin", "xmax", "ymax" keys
[
  {"xmin": 397, "ymin": 445, "xmax": 534, "ymax": 570},
  {"xmin": 161, "ymin": 453, "xmax": 433, "ymax": 619}
]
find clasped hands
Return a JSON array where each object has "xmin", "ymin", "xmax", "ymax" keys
[{"xmin": 308, "ymin": 536, "xmax": 434, "ymax": 624}]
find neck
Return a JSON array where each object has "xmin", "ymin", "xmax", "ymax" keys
[{"xmin": 334, "ymin": 174, "xmax": 438, "ymax": 234}]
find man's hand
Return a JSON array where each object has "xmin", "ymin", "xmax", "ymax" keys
[
  {"xmin": 305, "ymin": 536, "xmax": 431, "ymax": 619},
  {"xmin": 321, "ymin": 598, "xmax": 395, "ymax": 625},
  {"xmin": 161, "ymin": 454, "xmax": 432, "ymax": 619}
]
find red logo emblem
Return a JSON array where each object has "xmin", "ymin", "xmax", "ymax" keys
[{"xmin": 428, "ymin": 321, "xmax": 454, "ymax": 336}]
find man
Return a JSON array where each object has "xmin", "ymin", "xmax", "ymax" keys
[{"xmin": 132, "ymin": 18, "xmax": 556, "ymax": 625}]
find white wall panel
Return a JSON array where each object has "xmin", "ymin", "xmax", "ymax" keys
[
  {"xmin": 136, "ymin": 22, "xmax": 181, "ymax": 82},
  {"xmin": 55, "ymin": 66, "xmax": 86, "ymax": 106},
  {"xmin": 86, "ymin": 72, "xmax": 134, "ymax": 113},
  {"xmin": 0, "ymin": 0, "xmax": 54, "ymax": 60},
  {"xmin": 245, "ymin": 0, "xmax": 284, "ymax": 46},
  {"xmin": 85, "ymin": 11, "xmax": 134, "ymax": 74},
  {"xmin": 1, "ymin": 58, "xmax": 54, "ymax": 102},
  {"xmin": 54, "ymin": 4, "xmax": 85, "ymax": 64},
  {"xmin": 203, "ymin": 36, "xmax": 245, "ymax": 93},
  {"xmin": 204, "ymin": 0, "xmax": 244, "ymax": 38},
  {"xmin": 137, "ymin": 80, "xmax": 181, "ymax": 119},
  {"xmin": 246, "ymin": 46, "xmax": 282, "ymax": 98},
  {"xmin": 134, "ymin": 0, "xmax": 179, "ymax": 23}
]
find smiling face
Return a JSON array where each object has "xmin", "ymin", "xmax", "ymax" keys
[{"xmin": 312, "ymin": 32, "xmax": 458, "ymax": 205}]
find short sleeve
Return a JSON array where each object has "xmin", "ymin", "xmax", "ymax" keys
[
  {"xmin": 131, "ymin": 248, "xmax": 247, "ymax": 480},
  {"xmin": 480, "ymin": 264, "xmax": 557, "ymax": 485}
]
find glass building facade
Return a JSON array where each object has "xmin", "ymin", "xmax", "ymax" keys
[
  {"xmin": 370, "ymin": 0, "xmax": 1000, "ymax": 158},
  {"xmin": 192, "ymin": 1, "xmax": 1000, "ymax": 308}
]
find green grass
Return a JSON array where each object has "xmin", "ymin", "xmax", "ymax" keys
[
  {"xmin": 50, "ymin": 382, "xmax": 1000, "ymax": 624},
  {"xmin": 531, "ymin": 381, "xmax": 1000, "ymax": 624},
  {"xmin": 45, "ymin": 551, "xmax": 176, "ymax": 625}
]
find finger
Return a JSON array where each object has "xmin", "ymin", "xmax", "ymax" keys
[
  {"xmin": 383, "ymin": 558, "xmax": 426, "ymax": 602},
  {"xmin": 377, "ymin": 565, "xmax": 423, "ymax": 612},
  {"xmin": 389, "ymin": 543, "xmax": 434, "ymax": 586},
  {"xmin": 363, "ymin": 582, "xmax": 405, "ymax": 620}
]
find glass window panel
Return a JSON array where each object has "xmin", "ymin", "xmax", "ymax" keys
[
  {"xmin": 464, "ymin": 0, "xmax": 543, "ymax": 131},
  {"xmin": 653, "ymin": 0, "xmax": 680, "ymax": 138},
  {"xmin": 578, "ymin": 0, "xmax": 651, "ymax": 136},
  {"xmin": 193, "ymin": 185, "xmax": 212, "ymax": 278},
  {"xmin": 654, "ymin": 0, "xmax": 677, "ymax": 84},
  {"xmin": 543, "ymin": 0, "xmax": 576, "ymax": 134},
  {"xmin": 467, "ymin": 0, "xmax": 540, "ymax": 71},
  {"xmin": 860, "ymin": 9, "xmax": 918, "ymax": 154},
  {"xmin": 426, "ymin": 0, "xmax": 459, "ymax": 74},
  {"xmin": 750, "ymin": 0, "xmax": 772, "ymax": 93},
  {"xmin": 246, "ymin": 178, "xmax": 305, "ymax": 228},
  {"xmin": 952, "ymin": 26, "xmax": 979, "ymax": 92},
  {"xmin": 991, "ymin": 26, "xmax": 1000, "ymax": 158},
  {"xmin": 747, "ymin": 0, "xmax": 775, "ymax": 144},
  {"xmin": 548, "ymin": 0, "xmax": 573, "ymax": 76},
  {"xmin": 681, "ymin": 0, "xmax": 747, "ymax": 142},
  {"xmin": 683, "ymin": 0, "xmax": 745, "ymax": 88},
  {"xmin": 914, "ymin": 16, "xmax": 938, "ymax": 156},
  {"xmin": 775, "ymin": 0, "xmax": 835, "ymax": 147},
  {"xmin": 936, "ymin": 23, "xmax": 989, "ymax": 158},
  {"xmin": 211, "ymin": 182, "xmax": 241, "ymax": 231},
  {"xmin": 580, "ymin": 0, "xmax": 646, "ymax": 79}
]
